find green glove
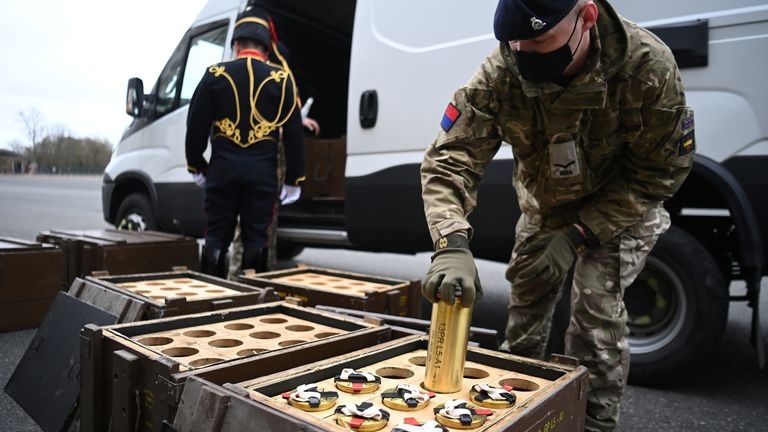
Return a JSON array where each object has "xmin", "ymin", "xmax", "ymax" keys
[
  {"xmin": 423, "ymin": 248, "xmax": 483, "ymax": 307},
  {"xmin": 513, "ymin": 229, "xmax": 581, "ymax": 287}
]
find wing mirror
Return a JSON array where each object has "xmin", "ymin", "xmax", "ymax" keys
[{"xmin": 126, "ymin": 77, "xmax": 145, "ymax": 117}]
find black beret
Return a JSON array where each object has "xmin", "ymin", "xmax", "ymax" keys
[
  {"xmin": 494, "ymin": 0, "xmax": 579, "ymax": 41},
  {"xmin": 232, "ymin": 7, "xmax": 272, "ymax": 48}
]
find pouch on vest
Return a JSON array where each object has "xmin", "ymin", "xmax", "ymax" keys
[{"xmin": 544, "ymin": 132, "xmax": 588, "ymax": 203}]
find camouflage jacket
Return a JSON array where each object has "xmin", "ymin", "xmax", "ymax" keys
[{"xmin": 421, "ymin": 0, "xmax": 694, "ymax": 245}]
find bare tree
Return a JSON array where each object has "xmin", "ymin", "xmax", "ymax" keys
[
  {"xmin": 18, "ymin": 108, "xmax": 47, "ymax": 163},
  {"xmin": 8, "ymin": 140, "xmax": 26, "ymax": 155}
]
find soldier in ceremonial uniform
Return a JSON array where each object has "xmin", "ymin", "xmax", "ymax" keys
[
  {"xmin": 420, "ymin": 0, "xmax": 694, "ymax": 430},
  {"xmin": 186, "ymin": 7, "xmax": 305, "ymax": 278}
]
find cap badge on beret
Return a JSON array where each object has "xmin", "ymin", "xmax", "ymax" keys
[{"xmin": 530, "ymin": 17, "xmax": 546, "ymax": 30}]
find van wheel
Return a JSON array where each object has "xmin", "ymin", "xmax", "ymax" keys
[
  {"xmin": 625, "ymin": 226, "xmax": 728, "ymax": 385},
  {"xmin": 115, "ymin": 193, "xmax": 157, "ymax": 232}
]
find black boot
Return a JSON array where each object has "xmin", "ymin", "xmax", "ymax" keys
[
  {"xmin": 243, "ymin": 247, "xmax": 272, "ymax": 273},
  {"xmin": 201, "ymin": 246, "xmax": 228, "ymax": 278},
  {"xmin": 258, "ymin": 247, "xmax": 270, "ymax": 272},
  {"xmin": 242, "ymin": 248, "xmax": 263, "ymax": 273}
]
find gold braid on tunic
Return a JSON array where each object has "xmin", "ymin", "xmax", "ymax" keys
[{"xmin": 210, "ymin": 46, "xmax": 298, "ymax": 148}]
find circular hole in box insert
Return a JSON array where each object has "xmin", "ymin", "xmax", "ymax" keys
[
  {"xmin": 147, "ymin": 282, "xmax": 166, "ymax": 286},
  {"xmin": 314, "ymin": 332, "xmax": 339, "ymax": 339},
  {"xmin": 209, "ymin": 338, "xmax": 243, "ymax": 348},
  {"xmin": 206, "ymin": 289, "xmax": 225, "ymax": 294},
  {"xmin": 279, "ymin": 340, "xmax": 305, "ymax": 347},
  {"xmin": 137, "ymin": 337, "xmax": 174, "ymax": 346},
  {"xmin": 463, "ymin": 367, "xmax": 490, "ymax": 379},
  {"xmin": 376, "ymin": 367, "xmax": 415, "ymax": 379},
  {"xmin": 189, "ymin": 358, "xmax": 223, "ymax": 368},
  {"xmin": 183, "ymin": 329, "xmax": 216, "ymax": 338},
  {"xmin": 224, "ymin": 322, "xmax": 255, "ymax": 331},
  {"xmin": 285, "ymin": 325, "xmax": 314, "ymax": 332},
  {"xmin": 174, "ymin": 279, "xmax": 193, "ymax": 284},
  {"xmin": 499, "ymin": 378, "xmax": 540, "ymax": 392},
  {"xmin": 134, "ymin": 290, "xmax": 150, "ymax": 294},
  {"xmin": 161, "ymin": 287, "xmax": 181, "ymax": 291},
  {"xmin": 189, "ymin": 284, "xmax": 207, "ymax": 288},
  {"xmin": 121, "ymin": 284, "xmax": 137, "ymax": 288},
  {"xmin": 162, "ymin": 347, "xmax": 199, "ymax": 357},
  {"xmin": 174, "ymin": 292, "xmax": 198, "ymax": 297},
  {"xmin": 260, "ymin": 317, "xmax": 287, "ymax": 324},
  {"xmin": 333, "ymin": 285, "xmax": 350, "ymax": 290},
  {"xmin": 237, "ymin": 348, "xmax": 268, "ymax": 357},
  {"xmin": 250, "ymin": 331, "xmax": 281, "ymax": 339},
  {"xmin": 408, "ymin": 356, "xmax": 427, "ymax": 367}
]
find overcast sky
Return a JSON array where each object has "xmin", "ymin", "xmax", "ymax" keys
[{"xmin": 0, "ymin": 0, "xmax": 208, "ymax": 150}]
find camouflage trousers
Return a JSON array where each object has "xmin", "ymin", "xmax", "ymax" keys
[
  {"xmin": 502, "ymin": 206, "xmax": 670, "ymax": 432},
  {"xmin": 226, "ymin": 210, "xmax": 279, "ymax": 279}
]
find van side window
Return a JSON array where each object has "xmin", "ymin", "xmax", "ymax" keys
[
  {"xmin": 154, "ymin": 24, "xmax": 228, "ymax": 118},
  {"xmin": 155, "ymin": 47, "xmax": 184, "ymax": 118},
  {"xmin": 180, "ymin": 26, "xmax": 228, "ymax": 106}
]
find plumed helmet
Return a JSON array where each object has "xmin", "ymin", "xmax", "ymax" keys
[{"xmin": 232, "ymin": 7, "xmax": 273, "ymax": 48}]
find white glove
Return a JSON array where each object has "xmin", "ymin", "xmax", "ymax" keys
[
  {"xmin": 300, "ymin": 97, "xmax": 314, "ymax": 119},
  {"xmin": 280, "ymin": 184, "xmax": 301, "ymax": 205},
  {"xmin": 192, "ymin": 173, "xmax": 206, "ymax": 188}
]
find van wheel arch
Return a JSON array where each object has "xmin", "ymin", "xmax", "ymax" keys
[
  {"xmin": 115, "ymin": 192, "xmax": 158, "ymax": 231},
  {"xmin": 109, "ymin": 172, "xmax": 160, "ymax": 227},
  {"xmin": 668, "ymin": 155, "xmax": 764, "ymax": 283}
]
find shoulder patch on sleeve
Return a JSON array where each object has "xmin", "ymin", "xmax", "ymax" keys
[
  {"xmin": 681, "ymin": 115, "xmax": 694, "ymax": 132},
  {"xmin": 440, "ymin": 103, "xmax": 461, "ymax": 132},
  {"xmin": 678, "ymin": 130, "xmax": 695, "ymax": 156}
]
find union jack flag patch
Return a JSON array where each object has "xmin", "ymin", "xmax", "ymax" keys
[{"xmin": 441, "ymin": 103, "xmax": 461, "ymax": 132}]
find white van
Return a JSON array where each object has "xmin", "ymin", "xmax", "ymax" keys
[{"xmin": 103, "ymin": 0, "xmax": 768, "ymax": 381}]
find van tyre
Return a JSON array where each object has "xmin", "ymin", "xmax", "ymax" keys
[
  {"xmin": 625, "ymin": 226, "xmax": 728, "ymax": 385},
  {"xmin": 115, "ymin": 192, "xmax": 158, "ymax": 232}
]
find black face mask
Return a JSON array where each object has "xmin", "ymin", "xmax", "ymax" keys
[{"xmin": 514, "ymin": 14, "xmax": 584, "ymax": 83}]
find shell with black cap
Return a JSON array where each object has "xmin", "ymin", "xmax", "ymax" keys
[{"xmin": 493, "ymin": 0, "xmax": 579, "ymax": 41}]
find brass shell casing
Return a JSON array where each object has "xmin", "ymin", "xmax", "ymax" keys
[{"xmin": 424, "ymin": 301, "xmax": 473, "ymax": 393}]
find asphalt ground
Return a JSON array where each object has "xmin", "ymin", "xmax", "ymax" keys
[{"xmin": 0, "ymin": 174, "xmax": 766, "ymax": 431}]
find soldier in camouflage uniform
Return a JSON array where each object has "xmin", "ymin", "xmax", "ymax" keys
[{"xmin": 420, "ymin": 0, "xmax": 694, "ymax": 430}]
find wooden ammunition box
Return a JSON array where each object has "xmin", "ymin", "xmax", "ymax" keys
[
  {"xmin": 303, "ymin": 137, "xmax": 346, "ymax": 199},
  {"xmin": 172, "ymin": 336, "xmax": 589, "ymax": 432},
  {"xmin": 237, "ymin": 266, "xmax": 422, "ymax": 318},
  {"xmin": 36, "ymin": 229, "xmax": 200, "ymax": 286},
  {"xmin": 70, "ymin": 268, "xmax": 279, "ymax": 320},
  {"xmin": 0, "ymin": 237, "xmax": 66, "ymax": 332},
  {"xmin": 80, "ymin": 302, "xmax": 396, "ymax": 432}
]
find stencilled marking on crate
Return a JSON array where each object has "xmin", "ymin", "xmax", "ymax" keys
[
  {"xmin": 116, "ymin": 278, "xmax": 243, "ymax": 302},
  {"xmin": 270, "ymin": 272, "xmax": 396, "ymax": 296},
  {"xmin": 130, "ymin": 313, "xmax": 347, "ymax": 370},
  {"xmin": 243, "ymin": 349, "xmax": 554, "ymax": 430}
]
